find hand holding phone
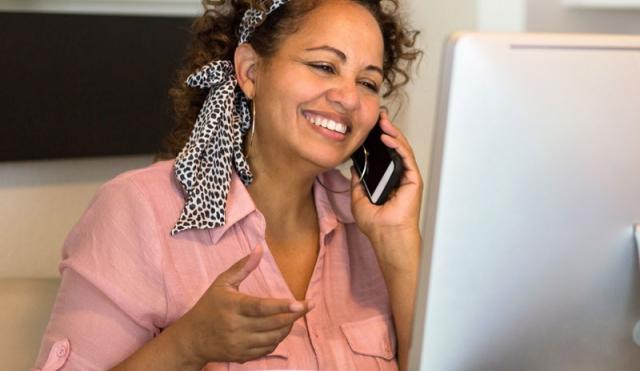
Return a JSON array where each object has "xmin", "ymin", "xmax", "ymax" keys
[{"xmin": 351, "ymin": 117, "xmax": 404, "ymax": 205}]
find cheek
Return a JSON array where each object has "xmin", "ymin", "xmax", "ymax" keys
[
  {"xmin": 351, "ymin": 100, "xmax": 381, "ymax": 146},
  {"xmin": 272, "ymin": 78, "xmax": 324, "ymax": 114},
  {"xmin": 273, "ymin": 64, "xmax": 321, "ymax": 95},
  {"xmin": 362, "ymin": 99, "xmax": 381, "ymax": 127}
]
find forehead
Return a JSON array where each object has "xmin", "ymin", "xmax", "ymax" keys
[{"xmin": 278, "ymin": 0, "xmax": 384, "ymax": 64}]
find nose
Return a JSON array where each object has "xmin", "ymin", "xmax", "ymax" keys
[{"xmin": 326, "ymin": 79, "xmax": 361, "ymax": 112}]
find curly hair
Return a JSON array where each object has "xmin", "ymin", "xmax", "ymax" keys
[{"xmin": 160, "ymin": 0, "xmax": 421, "ymax": 159}]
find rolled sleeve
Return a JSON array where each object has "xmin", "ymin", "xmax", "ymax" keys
[{"xmin": 34, "ymin": 177, "xmax": 168, "ymax": 370}]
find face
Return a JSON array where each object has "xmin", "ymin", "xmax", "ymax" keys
[{"xmin": 248, "ymin": 0, "xmax": 384, "ymax": 174}]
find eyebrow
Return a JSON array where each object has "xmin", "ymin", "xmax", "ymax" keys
[{"xmin": 304, "ymin": 45, "xmax": 384, "ymax": 77}]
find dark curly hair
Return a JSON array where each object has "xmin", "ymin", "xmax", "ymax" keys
[{"xmin": 160, "ymin": 0, "xmax": 421, "ymax": 159}]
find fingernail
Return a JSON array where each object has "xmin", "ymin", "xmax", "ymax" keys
[{"xmin": 289, "ymin": 301, "xmax": 305, "ymax": 312}]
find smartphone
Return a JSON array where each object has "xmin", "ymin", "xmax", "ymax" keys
[{"xmin": 351, "ymin": 118, "xmax": 404, "ymax": 205}]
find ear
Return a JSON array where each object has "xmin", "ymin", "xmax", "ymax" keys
[{"xmin": 234, "ymin": 43, "xmax": 259, "ymax": 99}]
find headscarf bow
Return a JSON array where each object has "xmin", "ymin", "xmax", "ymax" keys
[{"xmin": 171, "ymin": 0, "xmax": 289, "ymax": 235}]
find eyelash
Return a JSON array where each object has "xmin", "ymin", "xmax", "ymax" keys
[
  {"xmin": 308, "ymin": 63, "xmax": 380, "ymax": 93},
  {"xmin": 360, "ymin": 81, "xmax": 380, "ymax": 93},
  {"xmin": 310, "ymin": 63, "xmax": 336, "ymax": 74}
]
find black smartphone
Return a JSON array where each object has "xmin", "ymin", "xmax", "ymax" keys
[{"xmin": 351, "ymin": 118, "xmax": 404, "ymax": 205}]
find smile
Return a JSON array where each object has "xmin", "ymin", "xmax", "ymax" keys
[{"xmin": 304, "ymin": 113, "xmax": 348, "ymax": 135}]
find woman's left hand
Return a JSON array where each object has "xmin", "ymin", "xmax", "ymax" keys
[{"xmin": 350, "ymin": 111, "xmax": 423, "ymax": 264}]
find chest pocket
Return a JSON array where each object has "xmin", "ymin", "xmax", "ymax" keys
[{"xmin": 340, "ymin": 314, "xmax": 398, "ymax": 370}]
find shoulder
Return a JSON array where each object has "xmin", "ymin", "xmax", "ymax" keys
[
  {"xmin": 60, "ymin": 161, "xmax": 181, "ymax": 295},
  {"xmin": 101, "ymin": 159, "xmax": 180, "ymax": 198},
  {"xmin": 63, "ymin": 160, "xmax": 184, "ymax": 257},
  {"xmin": 59, "ymin": 162, "xmax": 175, "ymax": 331},
  {"xmin": 91, "ymin": 160, "xmax": 184, "ymax": 220}
]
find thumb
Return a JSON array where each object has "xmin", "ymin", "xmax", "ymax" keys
[{"xmin": 219, "ymin": 244, "xmax": 263, "ymax": 289}]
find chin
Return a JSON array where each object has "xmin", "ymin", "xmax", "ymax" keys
[
  {"xmin": 308, "ymin": 155, "xmax": 348, "ymax": 172},
  {"xmin": 298, "ymin": 144, "xmax": 350, "ymax": 171}
]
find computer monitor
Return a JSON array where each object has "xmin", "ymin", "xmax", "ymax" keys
[{"xmin": 409, "ymin": 32, "xmax": 640, "ymax": 371}]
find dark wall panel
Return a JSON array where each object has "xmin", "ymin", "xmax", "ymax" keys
[{"xmin": 0, "ymin": 12, "xmax": 193, "ymax": 161}]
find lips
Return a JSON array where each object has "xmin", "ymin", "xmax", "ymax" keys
[{"xmin": 303, "ymin": 112, "xmax": 349, "ymax": 134}]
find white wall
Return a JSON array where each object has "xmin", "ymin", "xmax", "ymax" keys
[
  {"xmin": 477, "ymin": 0, "xmax": 526, "ymax": 31},
  {"xmin": 402, "ymin": 0, "xmax": 640, "ymax": 228},
  {"xmin": 527, "ymin": 0, "xmax": 640, "ymax": 33},
  {"xmin": 401, "ymin": 0, "xmax": 527, "ymax": 225},
  {"xmin": 402, "ymin": 0, "xmax": 476, "ymax": 218}
]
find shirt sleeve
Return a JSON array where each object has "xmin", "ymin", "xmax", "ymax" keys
[{"xmin": 33, "ymin": 177, "xmax": 168, "ymax": 370}]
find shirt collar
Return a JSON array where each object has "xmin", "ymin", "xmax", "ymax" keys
[
  {"xmin": 208, "ymin": 171, "xmax": 258, "ymax": 244},
  {"xmin": 208, "ymin": 169, "xmax": 355, "ymax": 245},
  {"xmin": 313, "ymin": 169, "xmax": 355, "ymax": 228}
]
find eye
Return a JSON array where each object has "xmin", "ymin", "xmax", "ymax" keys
[
  {"xmin": 309, "ymin": 63, "xmax": 336, "ymax": 74},
  {"xmin": 359, "ymin": 80, "xmax": 380, "ymax": 93}
]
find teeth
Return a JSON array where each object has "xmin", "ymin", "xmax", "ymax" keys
[{"xmin": 305, "ymin": 114, "xmax": 347, "ymax": 135}]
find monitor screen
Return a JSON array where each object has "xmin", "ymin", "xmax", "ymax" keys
[{"xmin": 410, "ymin": 32, "xmax": 640, "ymax": 371}]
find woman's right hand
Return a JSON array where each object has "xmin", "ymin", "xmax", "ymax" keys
[{"xmin": 174, "ymin": 245, "xmax": 311, "ymax": 366}]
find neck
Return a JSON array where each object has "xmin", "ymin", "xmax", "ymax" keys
[{"xmin": 246, "ymin": 154, "xmax": 320, "ymax": 239}]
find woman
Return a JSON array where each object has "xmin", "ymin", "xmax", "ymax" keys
[{"xmin": 34, "ymin": 0, "xmax": 422, "ymax": 370}]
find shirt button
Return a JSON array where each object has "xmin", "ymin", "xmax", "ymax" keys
[{"xmin": 54, "ymin": 343, "xmax": 68, "ymax": 358}]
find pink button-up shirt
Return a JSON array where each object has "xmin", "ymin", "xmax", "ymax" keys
[{"xmin": 33, "ymin": 160, "xmax": 397, "ymax": 370}]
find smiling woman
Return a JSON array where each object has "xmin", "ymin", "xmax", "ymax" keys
[
  {"xmin": 235, "ymin": 1, "xmax": 385, "ymax": 173},
  {"xmin": 32, "ymin": 1, "xmax": 423, "ymax": 370},
  {"xmin": 162, "ymin": 0, "xmax": 420, "ymax": 161}
]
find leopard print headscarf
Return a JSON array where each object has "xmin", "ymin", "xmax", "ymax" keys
[{"xmin": 171, "ymin": 0, "xmax": 289, "ymax": 235}]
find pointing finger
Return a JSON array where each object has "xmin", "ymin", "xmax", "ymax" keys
[{"xmin": 239, "ymin": 296, "xmax": 310, "ymax": 317}]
